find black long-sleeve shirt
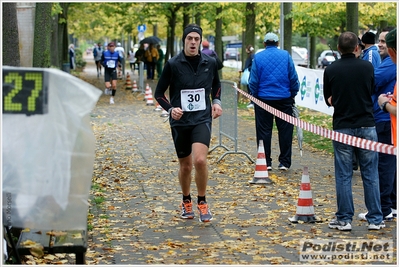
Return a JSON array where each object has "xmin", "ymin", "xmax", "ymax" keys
[
  {"xmin": 154, "ymin": 51, "xmax": 221, "ymax": 127},
  {"xmin": 323, "ymin": 53, "xmax": 375, "ymax": 130}
]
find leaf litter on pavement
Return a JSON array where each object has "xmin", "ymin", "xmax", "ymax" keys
[{"xmin": 22, "ymin": 61, "xmax": 396, "ymax": 265}]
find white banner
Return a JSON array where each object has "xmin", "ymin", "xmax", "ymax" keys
[{"xmin": 294, "ymin": 66, "xmax": 334, "ymax": 116}]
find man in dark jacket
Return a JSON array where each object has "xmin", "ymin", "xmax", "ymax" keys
[
  {"xmin": 249, "ymin": 32, "xmax": 299, "ymax": 171},
  {"xmin": 323, "ymin": 31, "xmax": 384, "ymax": 231},
  {"xmin": 358, "ymin": 27, "xmax": 397, "ymax": 222},
  {"xmin": 154, "ymin": 24, "xmax": 222, "ymax": 223}
]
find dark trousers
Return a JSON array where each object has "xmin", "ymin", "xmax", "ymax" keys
[
  {"xmin": 376, "ymin": 121, "xmax": 397, "ymax": 215},
  {"xmin": 254, "ymin": 98, "xmax": 294, "ymax": 168},
  {"xmin": 146, "ymin": 62, "xmax": 156, "ymax": 79}
]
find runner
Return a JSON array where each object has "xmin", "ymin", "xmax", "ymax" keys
[
  {"xmin": 154, "ymin": 23, "xmax": 222, "ymax": 222},
  {"xmin": 101, "ymin": 42, "xmax": 123, "ymax": 104}
]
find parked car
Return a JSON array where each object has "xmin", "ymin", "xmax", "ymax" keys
[
  {"xmin": 317, "ymin": 50, "xmax": 341, "ymax": 68},
  {"xmin": 224, "ymin": 48, "xmax": 241, "ymax": 61},
  {"xmin": 255, "ymin": 47, "xmax": 307, "ymax": 67}
]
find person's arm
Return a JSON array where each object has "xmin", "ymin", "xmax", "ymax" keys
[
  {"xmin": 211, "ymin": 66, "xmax": 222, "ymax": 119},
  {"xmin": 101, "ymin": 52, "xmax": 106, "ymax": 67},
  {"xmin": 288, "ymin": 56, "xmax": 299, "ymax": 98},
  {"xmin": 378, "ymin": 93, "xmax": 397, "ymax": 116},
  {"xmin": 154, "ymin": 62, "xmax": 173, "ymax": 113},
  {"xmin": 248, "ymin": 58, "xmax": 259, "ymax": 97},
  {"xmin": 323, "ymin": 71, "xmax": 332, "ymax": 107}
]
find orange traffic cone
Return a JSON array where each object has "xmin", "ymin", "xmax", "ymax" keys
[
  {"xmin": 125, "ymin": 73, "xmax": 132, "ymax": 89},
  {"xmin": 146, "ymin": 86, "xmax": 154, "ymax": 106},
  {"xmin": 288, "ymin": 166, "xmax": 320, "ymax": 223},
  {"xmin": 132, "ymin": 80, "xmax": 138, "ymax": 92},
  {"xmin": 250, "ymin": 140, "xmax": 273, "ymax": 184}
]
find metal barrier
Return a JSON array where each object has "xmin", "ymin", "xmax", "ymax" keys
[
  {"xmin": 138, "ymin": 61, "xmax": 145, "ymax": 94},
  {"xmin": 209, "ymin": 80, "xmax": 254, "ymax": 163}
]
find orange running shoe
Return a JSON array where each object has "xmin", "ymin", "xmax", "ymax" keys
[
  {"xmin": 197, "ymin": 201, "xmax": 213, "ymax": 222},
  {"xmin": 180, "ymin": 200, "xmax": 194, "ymax": 219}
]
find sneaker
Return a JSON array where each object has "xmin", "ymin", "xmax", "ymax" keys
[
  {"xmin": 368, "ymin": 221, "xmax": 386, "ymax": 230},
  {"xmin": 267, "ymin": 166, "xmax": 272, "ymax": 171},
  {"xmin": 180, "ymin": 200, "xmax": 194, "ymax": 219},
  {"xmin": 359, "ymin": 212, "xmax": 394, "ymax": 221},
  {"xmin": 110, "ymin": 97, "xmax": 114, "ymax": 104},
  {"xmin": 278, "ymin": 163, "xmax": 289, "ymax": 171},
  {"xmin": 104, "ymin": 88, "xmax": 109, "ymax": 95},
  {"xmin": 247, "ymin": 103, "xmax": 254, "ymax": 109},
  {"xmin": 197, "ymin": 201, "xmax": 213, "ymax": 222},
  {"xmin": 328, "ymin": 218, "xmax": 352, "ymax": 231},
  {"xmin": 392, "ymin": 208, "xmax": 397, "ymax": 218}
]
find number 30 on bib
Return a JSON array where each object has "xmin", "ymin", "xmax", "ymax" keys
[{"xmin": 180, "ymin": 88, "xmax": 206, "ymax": 112}]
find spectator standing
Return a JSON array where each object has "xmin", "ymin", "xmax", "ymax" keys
[
  {"xmin": 154, "ymin": 23, "xmax": 222, "ymax": 222},
  {"xmin": 93, "ymin": 42, "xmax": 103, "ymax": 77},
  {"xmin": 240, "ymin": 44, "xmax": 255, "ymax": 108},
  {"xmin": 323, "ymin": 31, "xmax": 384, "ymax": 231},
  {"xmin": 69, "ymin": 44, "xmax": 75, "ymax": 70},
  {"xmin": 156, "ymin": 44, "xmax": 165, "ymax": 79},
  {"xmin": 358, "ymin": 27, "xmax": 397, "ymax": 222},
  {"xmin": 378, "ymin": 28, "xmax": 397, "ymax": 217},
  {"xmin": 145, "ymin": 43, "xmax": 159, "ymax": 80},
  {"xmin": 128, "ymin": 48, "xmax": 136, "ymax": 74},
  {"xmin": 201, "ymin": 40, "xmax": 223, "ymax": 70},
  {"xmin": 101, "ymin": 42, "xmax": 123, "ymax": 105},
  {"xmin": 135, "ymin": 44, "xmax": 146, "ymax": 75},
  {"xmin": 248, "ymin": 32, "xmax": 299, "ymax": 171},
  {"xmin": 378, "ymin": 28, "xmax": 397, "ymax": 146},
  {"xmin": 115, "ymin": 42, "xmax": 125, "ymax": 78},
  {"xmin": 361, "ymin": 32, "xmax": 381, "ymax": 69}
]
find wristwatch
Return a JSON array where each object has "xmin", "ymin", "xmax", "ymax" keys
[{"xmin": 380, "ymin": 101, "xmax": 390, "ymax": 113}]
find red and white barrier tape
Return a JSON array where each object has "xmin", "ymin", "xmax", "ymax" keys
[{"xmin": 235, "ymin": 86, "xmax": 397, "ymax": 156}]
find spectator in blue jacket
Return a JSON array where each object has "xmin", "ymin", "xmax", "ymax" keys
[
  {"xmin": 358, "ymin": 27, "xmax": 397, "ymax": 222},
  {"xmin": 249, "ymin": 32, "xmax": 299, "ymax": 171},
  {"xmin": 361, "ymin": 32, "xmax": 381, "ymax": 69}
]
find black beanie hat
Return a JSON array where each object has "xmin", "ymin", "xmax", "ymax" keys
[
  {"xmin": 385, "ymin": 28, "xmax": 397, "ymax": 50},
  {"xmin": 182, "ymin": 24, "xmax": 202, "ymax": 43},
  {"xmin": 361, "ymin": 32, "xmax": 376, "ymax": 45}
]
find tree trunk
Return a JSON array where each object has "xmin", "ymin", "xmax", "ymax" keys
[
  {"xmin": 346, "ymin": 3, "xmax": 358, "ymax": 34},
  {"xmin": 243, "ymin": 2, "xmax": 255, "ymax": 69},
  {"xmin": 3, "ymin": 3, "xmax": 20, "ymax": 66},
  {"xmin": 33, "ymin": 3, "xmax": 52, "ymax": 68},
  {"xmin": 60, "ymin": 3, "xmax": 69, "ymax": 67},
  {"xmin": 215, "ymin": 6, "xmax": 223, "ymax": 79},
  {"xmin": 310, "ymin": 35, "xmax": 317, "ymax": 69},
  {"xmin": 51, "ymin": 13, "xmax": 60, "ymax": 68},
  {"xmin": 283, "ymin": 3, "xmax": 292, "ymax": 53}
]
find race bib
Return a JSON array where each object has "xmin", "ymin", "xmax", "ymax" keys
[
  {"xmin": 107, "ymin": 60, "xmax": 116, "ymax": 68},
  {"xmin": 181, "ymin": 88, "xmax": 206, "ymax": 112}
]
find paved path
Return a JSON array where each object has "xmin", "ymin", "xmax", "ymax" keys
[{"xmin": 82, "ymin": 57, "xmax": 396, "ymax": 265}]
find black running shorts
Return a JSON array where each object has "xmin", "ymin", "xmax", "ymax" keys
[
  {"xmin": 104, "ymin": 68, "xmax": 117, "ymax": 82},
  {"xmin": 171, "ymin": 123, "xmax": 212, "ymax": 158}
]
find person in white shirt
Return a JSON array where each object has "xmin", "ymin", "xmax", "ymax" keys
[{"xmin": 115, "ymin": 42, "xmax": 125, "ymax": 78}]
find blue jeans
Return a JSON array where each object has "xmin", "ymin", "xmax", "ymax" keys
[{"xmin": 332, "ymin": 127, "xmax": 383, "ymax": 224}]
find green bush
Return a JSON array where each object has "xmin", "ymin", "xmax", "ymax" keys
[{"xmin": 74, "ymin": 48, "xmax": 86, "ymax": 69}]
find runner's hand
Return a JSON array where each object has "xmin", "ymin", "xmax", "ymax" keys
[{"xmin": 212, "ymin": 104, "xmax": 222, "ymax": 119}]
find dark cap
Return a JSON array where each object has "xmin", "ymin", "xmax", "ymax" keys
[
  {"xmin": 357, "ymin": 37, "xmax": 365, "ymax": 50},
  {"xmin": 361, "ymin": 32, "xmax": 376, "ymax": 45},
  {"xmin": 385, "ymin": 28, "xmax": 397, "ymax": 50},
  {"xmin": 108, "ymin": 42, "xmax": 115, "ymax": 47},
  {"xmin": 182, "ymin": 24, "xmax": 202, "ymax": 43}
]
